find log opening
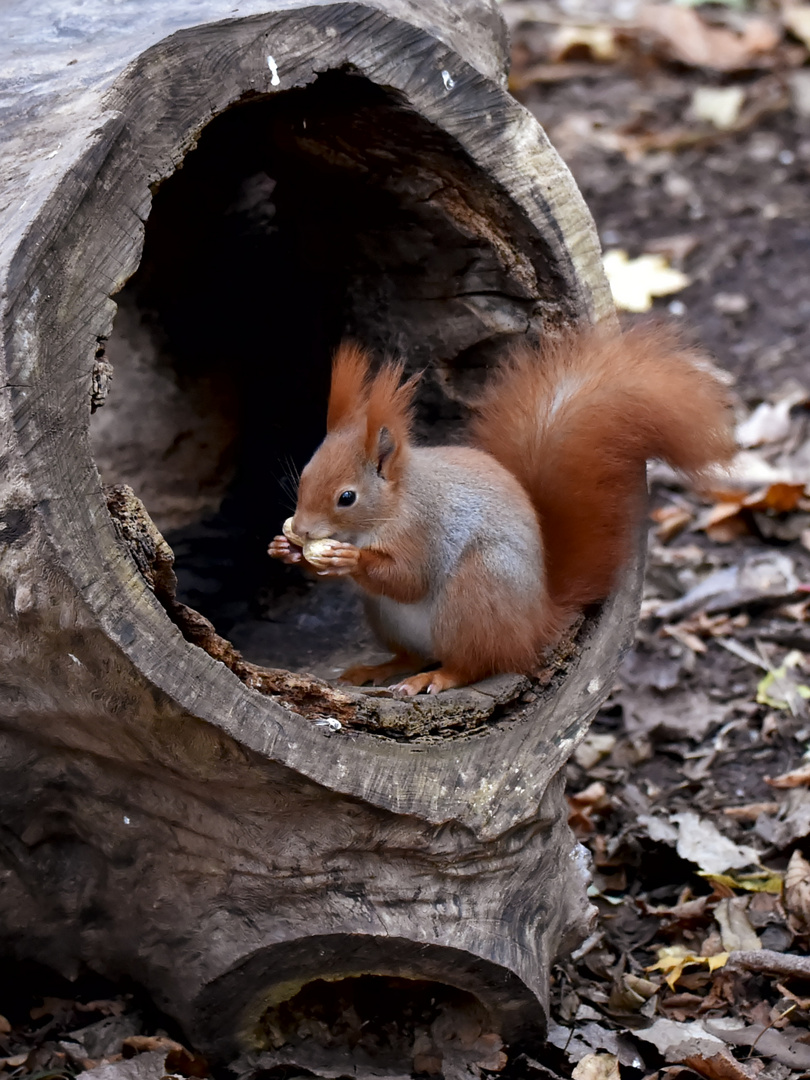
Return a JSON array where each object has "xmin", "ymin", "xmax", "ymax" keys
[
  {"xmin": 92, "ymin": 71, "xmax": 571, "ymax": 686},
  {"xmin": 253, "ymin": 975, "xmax": 498, "ymax": 1072},
  {"xmin": 193, "ymin": 932, "xmax": 545, "ymax": 1063}
]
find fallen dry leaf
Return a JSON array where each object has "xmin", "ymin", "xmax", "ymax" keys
[
  {"xmin": 745, "ymin": 482, "xmax": 808, "ymax": 513},
  {"xmin": 77, "ymin": 1000, "xmax": 129, "ymax": 1017},
  {"xmin": 783, "ymin": 5, "xmax": 810, "ymax": 50},
  {"xmin": 643, "ymin": 893, "xmax": 712, "ymax": 921},
  {"xmin": 164, "ymin": 1046, "xmax": 210, "ymax": 1079},
  {"xmin": 736, "ymin": 392, "xmax": 807, "ymax": 447},
  {"xmin": 29, "ymin": 997, "xmax": 76, "ymax": 1021},
  {"xmin": 412, "ymin": 1047, "xmax": 442, "ymax": 1075},
  {"xmin": 602, "ymin": 250, "xmax": 690, "ymax": 313},
  {"xmin": 75, "ymin": 1050, "xmax": 169, "ymax": 1080},
  {"xmin": 665, "ymin": 612, "xmax": 749, "ymax": 651},
  {"xmin": 683, "ymin": 1049, "xmax": 760, "ymax": 1080},
  {"xmin": 723, "ymin": 803, "xmax": 781, "ymax": 822},
  {"xmin": 784, "ymin": 848, "xmax": 810, "ymax": 936},
  {"xmin": 778, "ymin": 596, "xmax": 810, "ymax": 620},
  {"xmin": 645, "ymin": 233, "xmax": 701, "ymax": 264},
  {"xmin": 691, "ymin": 86, "xmax": 745, "ymax": 130},
  {"xmin": 659, "ymin": 990, "xmax": 705, "ymax": 1021},
  {"xmin": 569, "ymin": 780, "xmax": 612, "ymax": 834},
  {"xmin": 776, "ymin": 983, "xmax": 810, "ymax": 1012},
  {"xmin": 696, "ymin": 482, "xmax": 807, "ymax": 542},
  {"xmin": 609, "ymin": 973, "xmax": 659, "ymax": 1014},
  {"xmin": 757, "ymin": 653, "xmax": 810, "ymax": 716},
  {"xmin": 654, "ymin": 552, "xmax": 800, "ymax": 622},
  {"xmin": 634, "ymin": 1017, "xmax": 727, "ymax": 1059},
  {"xmin": 574, "ymin": 733, "xmax": 617, "ymax": 770},
  {"xmin": 0, "ymin": 1054, "xmax": 29, "ymax": 1068},
  {"xmin": 619, "ymin": 686, "xmax": 730, "ymax": 742},
  {"xmin": 766, "ymin": 760, "xmax": 810, "ymax": 787},
  {"xmin": 472, "ymin": 1032, "xmax": 508, "ymax": 1072},
  {"xmin": 714, "ymin": 897, "xmax": 762, "ymax": 951},
  {"xmin": 571, "ymin": 1051, "xmax": 620, "ymax": 1080},
  {"xmin": 662, "ymin": 622, "xmax": 708, "ymax": 654},
  {"xmin": 550, "ymin": 25, "xmax": 618, "ymax": 62},
  {"xmin": 698, "ymin": 870, "xmax": 783, "ymax": 896},
  {"xmin": 647, "ymin": 945, "xmax": 729, "ymax": 990},
  {"xmin": 641, "ymin": 811, "xmax": 761, "ymax": 875},
  {"xmin": 637, "ymin": 5, "xmax": 780, "ymax": 71},
  {"xmin": 122, "ymin": 1036, "xmax": 185, "ymax": 1058},
  {"xmin": 652, "ymin": 504, "xmax": 695, "ymax": 542},
  {"xmin": 609, "ymin": 71, "xmax": 790, "ymax": 159},
  {"xmin": 509, "ymin": 60, "xmax": 618, "ymax": 90},
  {"xmin": 699, "ymin": 500, "xmax": 752, "ymax": 543},
  {"xmin": 704, "ymin": 1019, "xmax": 810, "ymax": 1069}
]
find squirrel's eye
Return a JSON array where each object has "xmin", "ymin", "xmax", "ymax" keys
[{"xmin": 337, "ymin": 490, "xmax": 357, "ymax": 507}]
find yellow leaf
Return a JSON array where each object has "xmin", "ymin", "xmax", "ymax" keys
[
  {"xmin": 707, "ymin": 951, "xmax": 730, "ymax": 972},
  {"xmin": 603, "ymin": 250, "xmax": 690, "ymax": 313},
  {"xmin": 756, "ymin": 653, "xmax": 810, "ymax": 711},
  {"xmin": 646, "ymin": 944, "xmax": 728, "ymax": 989},
  {"xmin": 699, "ymin": 870, "xmax": 784, "ymax": 894}
]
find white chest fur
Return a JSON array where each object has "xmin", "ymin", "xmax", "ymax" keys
[{"xmin": 366, "ymin": 595, "xmax": 435, "ymax": 660}]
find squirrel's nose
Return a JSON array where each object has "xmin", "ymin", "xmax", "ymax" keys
[{"xmin": 295, "ymin": 521, "xmax": 331, "ymax": 543}]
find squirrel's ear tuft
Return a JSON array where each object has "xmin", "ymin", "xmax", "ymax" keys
[
  {"xmin": 365, "ymin": 363, "xmax": 420, "ymax": 478},
  {"xmin": 327, "ymin": 340, "xmax": 371, "ymax": 432}
]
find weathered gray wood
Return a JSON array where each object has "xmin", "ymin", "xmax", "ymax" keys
[{"xmin": 0, "ymin": 0, "xmax": 632, "ymax": 1070}]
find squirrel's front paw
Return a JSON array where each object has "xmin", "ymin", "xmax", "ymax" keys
[
  {"xmin": 309, "ymin": 540, "xmax": 361, "ymax": 576},
  {"xmin": 268, "ymin": 535, "xmax": 303, "ymax": 564}
]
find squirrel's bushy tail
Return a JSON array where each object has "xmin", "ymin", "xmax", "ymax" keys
[{"xmin": 471, "ymin": 323, "xmax": 735, "ymax": 611}]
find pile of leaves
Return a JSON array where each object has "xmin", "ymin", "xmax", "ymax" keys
[
  {"xmin": 506, "ymin": 0, "xmax": 810, "ymax": 159},
  {"xmin": 0, "ymin": 974, "xmax": 207, "ymax": 1080},
  {"xmin": 544, "ymin": 386, "xmax": 810, "ymax": 1080},
  {"xmin": 507, "ymin": 0, "xmax": 810, "ymax": 1075}
]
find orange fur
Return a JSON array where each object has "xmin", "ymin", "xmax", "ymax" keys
[
  {"xmin": 432, "ymin": 546, "xmax": 567, "ymax": 683},
  {"xmin": 355, "ymin": 543, "xmax": 429, "ymax": 604},
  {"xmin": 327, "ymin": 340, "xmax": 371, "ymax": 432},
  {"xmin": 275, "ymin": 326, "xmax": 734, "ymax": 694},
  {"xmin": 471, "ymin": 322, "xmax": 735, "ymax": 611},
  {"xmin": 364, "ymin": 361, "xmax": 420, "ymax": 479}
]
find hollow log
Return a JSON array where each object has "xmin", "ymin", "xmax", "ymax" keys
[{"xmin": 0, "ymin": 0, "xmax": 638, "ymax": 1071}]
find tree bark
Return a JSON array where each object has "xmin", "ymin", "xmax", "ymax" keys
[{"xmin": 0, "ymin": 0, "xmax": 633, "ymax": 1070}]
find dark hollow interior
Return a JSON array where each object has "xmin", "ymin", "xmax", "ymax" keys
[
  {"xmin": 254, "ymin": 974, "xmax": 497, "ymax": 1071},
  {"xmin": 91, "ymin": 71, "xmax": 559, "ymax": 680}
]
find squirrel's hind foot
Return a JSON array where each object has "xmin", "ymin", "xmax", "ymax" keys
[
  {"xmin": 338, "ymin": 652, "xmax": 422, "ymax": 687},
  {"xmin": 391, "ymin": 667, "xmax": 466, "ymax": 696}
]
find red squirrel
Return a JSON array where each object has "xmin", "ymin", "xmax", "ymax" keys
[{"xmin": 268, "ymin": 325, "xmax": 734, "ymax": 695}]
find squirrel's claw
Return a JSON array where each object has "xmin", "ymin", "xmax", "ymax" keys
[{"xmin": 268, "ymin": 535, "xmax": 303, "ymax": 564}]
